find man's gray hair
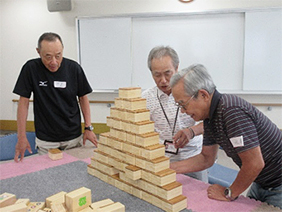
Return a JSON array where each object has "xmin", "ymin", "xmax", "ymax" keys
[
  {"xmin": 147, "ymin": 46, "xmax": 179, "ymax": 71},
  {"xmin": 170, "ymin": 64, "xmax": 216, "ymax": 97}
]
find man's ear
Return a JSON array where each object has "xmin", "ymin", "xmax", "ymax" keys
[
  {"xmin": 198, "ymin": 89, "xmax": 211, "ymax": 101},
  {"xmin": 36, "ymin": 48, "xmax": 40, "ymax": 54}
]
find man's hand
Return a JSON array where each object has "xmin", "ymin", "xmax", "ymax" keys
[
  {"xmin": 173, "ymin": 128, "xmax": 194, "ymax": 148},
  {"xmin": 83, "ymin": 130, "xmax": 98, "ymax": 147},
  {"xmin": 14, "ymin": 137, "xmax": 32, "ymax": 162},
  {"xmin": 207, "ymin": 184, "xmax": 227, "ymax": 201}
]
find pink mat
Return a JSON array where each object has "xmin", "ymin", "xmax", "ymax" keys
[
  {"xmin": 0, "ymin": 153, "xmax": 80, "ymax": 180},
  {"xmin": 176, "ymin": 174, "xmax": 262, "ymax": 212}
]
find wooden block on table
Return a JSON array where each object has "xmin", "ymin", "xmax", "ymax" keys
[
  {"xmin": 125, "ymin": 165, "xmax": 141, "ymax": 180},
  {"xmin": 125, "ymin": 132, "xmax": 136, "ymax": 144},
  {"xmin": 135, "ymin": 132, "xmax": 160, "ymax": 147},
  {"xmin": 142, "ymin": 168, "xmax": 176, "ymax": 187},
  {"xmin": 109, "ymin": 137, "xmax": 123, "ymax": 151},
  {"xmin": 50, "ymin": 203, "xmax": 66, "ymax": 212},
  {"xmin": 93, "ymin": 150, "xmax": 109, "ymax": 164},
  {"xmin": 142, "ymin": 144, "xmax": 165, "ymax": 160},
  {"xmin": 162, "ymin": 195, "xmax": 187, "ymax": 212},
  {"xmin": 110, "ymin": 107, "xmax": 120, "ymax": 119},
  {"xmin": 0, "ymin": 192, "xmax": 16, "ymax": 207},
  {"xmin": 90, "ymin": 199, "xmax": 114, "ymax": 211},
  {"xmin": 46, "ymin": 191, "xmax": 66, "ymax": 208},
  {"xmin": 48, "ymin": 149, "xmax": 63, "ymax": 160},
  {"xmin": 136, "ymin": 156, "xmax": 170, "ymax": 173},
  {"xmin": 130, "ymin": 120, "xmax": 155, "ymax": 134},
  {"xmin": 65, "ymin": 187, "xmax": 91, "ymax": 212},
  {"xmin": 91, "ymin": 158, "xmax": 119, "ymax": 176},
  {"xmin": 124, "ymin": 152, "xmax": 135, "ymax": 165},
  {"xmin": 118, "ymin": 87, "xmax": 141, "ymax": 99},
  {"xmin": 79, "ymin": 206, "xmax": 94, "ymax": 212},
  {"xmin": 15, "ymin": 199, "xmax": 30, "ymax": 205},
  {"xmin": 110, "ymin": 128, "xmax": 126, "ymax": 141},
  {"xmin": 123, "ymin": 98, "xmax": 147, "ymax": 111},
  {"xmin": 120, "ymin": 120, "xmax": 131, "ymax": 132},
  {"xmin": 125, "ymin": 109, "xmax": 150, "ymax": 122},
  {"xmin": 114, "ymin": 98, "xmax": 124, "ymax": 109},
  {"xmin": 1, "ymin": 203, "xmax": 27, "ymax": 212},
  {"xmin": 131, "ymin": 187, "xmax": 143, "ymax": 199},
  {"xmin": 27, "ymin": 202, "xmax": 45, "ymax": 211},
  {"xmin": 98, "ymin": 132, "xmax": 109, "ymax": 145},
  {"xmin": 97, "ymin": 202, "xmax": 125, "ymax": 212}
]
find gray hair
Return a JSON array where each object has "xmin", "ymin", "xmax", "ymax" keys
[
  {"xmin": 147, "ymin": 46, "xmax": 179, "ymax": 71},
  {"xmin": 37, "ymin": 32, "xmax": 63, "ymax": 50},
  {"xmin": 170, "ymin": 64, "xmax": 216, "ymax": 97}
]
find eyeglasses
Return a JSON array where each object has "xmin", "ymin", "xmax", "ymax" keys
[{"xmin": 175, "ymin": 95, "xmax": 195, "ymax": 110}]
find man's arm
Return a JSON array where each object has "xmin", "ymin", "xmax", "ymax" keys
[
  {"xmin": 173, "ymin": 122, "xmax": 204, "ymax": 148},
  {"xmin": 14, "ymin": 96, "xmax": 32, "ymax": 162},
  {"xmin": 78, "ymin": 95, "xmax": 98, "ymax": 147},
  {"xmin": 170, "ymin": 144, "xmax": 218, "ymax": 174},
  {"xmin": 207, "ymin": 146, "xmax": 264, "ymax": 201}
]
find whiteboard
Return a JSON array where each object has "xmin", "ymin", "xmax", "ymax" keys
[
  {"xmin": 243, "ymin": 10, "xmax": 282, "ymax": 91},
  {"xmin": 77, "ymin": 10, "xmax": 281, "ymax": 93},
  {"xmin": 78, "ymin": 17, "xmax": 132, "ymax": 90}
]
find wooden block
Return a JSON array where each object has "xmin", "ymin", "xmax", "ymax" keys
[
  {"xmin": 109, "ymin": 137, "xmax": 123, "ymax": 151},
  {"xmin": 142, "ymin": 144, "xmax": 165, "ymax": 160},
  {"xmin": 90, "ymin": 199, "xmax": 114, "ymax": 211},
  {"xmin": 125, "ymin": 165, "xmax": 141, "ymax": 180},
  {"xmin": 97, "ymin": 202, "xmax": 125, "ymax": 212},
  {"xmin": 15, "ymin": 199, "xmax": 30, "ymax": 205},
  {"xmin": 0, "ymin": 192, "xmax": 16, "ymax": 207},
  {"xmin": 91, "ymin": 159, "xmax": 119, "ymax": 176},
  {"xmin": 119, "ymin": 87, "xmax": 141, "ymax": 99},
  {"xmin": 124, "ymin": 152, "xmax": 135, "ymax": 165},
  {"xmin": 142, "ymin": 169, "xmax": 176, "ymax": 187},
  {"xmin": 123, "ymin": 98, "xmax": 147, "ymax": 110},
  {"xmin": 131, "ymin": 187, "xmax": 143, "ymax": 199},
  {"xmin": 50, "ymin": 203, "xmax": 66, "ymax": 212},
  {"xmin": 162, "ymin": 195, "xmax": 187, "ymax": 212},
  {"xmin": 130, "ymin": 120, "xmax": 154, "ymax": 134},
  {"xmin": 136, "ymin": 156, "xmax": 170, "ymax": 173},
  {"xmin": 158, "ymin": 182, "xmax": 182, "ymax": 200},
  {"xmin": 48, "ymin": 149, "xmax": 63, "ymax": 160},
  {"xmin": 119, "ymin": 120, "xmax": 131, "ymax": 132},
  {"xmin": 46, "ymin": 191, "xmax": 66, "ymax": 208},
  {"xmin": 125, "ymin": 132, "xmax": 136, "ymax": 144},
  {"xmin": 80, "ymin": 206, "xmax": 94, "ymax": 212},
  {"xmin": 114, "ymin": 98, "xmax": 124, "ymax": 109},
  {"xmin": 93, "ymin": 150, "xmax": 108, "ymax": 164},
  {"xmin": 135, "ymin": 132, "xmax": 160, "ymax": 147},
  {"xmin": 98, "ymin": 133, "xmax": 109, "ymax": 145},
  {"xmin": 1, "ymin": 203, "xmax": 27, "ymax": 212},
  {"xmin": 65, "ymin": 187, "xmax": 91, "ymax": 212},
  {"xmin": 27, "ymin": 202, "xmax": 46, "ymax": 211},
  {"xmin": 110, "ymin": 107, "xmax": 120, "ymax": 119},
  {"xmin": 125, "ymin": 109, "xmax": 150, "ymax": 122}
]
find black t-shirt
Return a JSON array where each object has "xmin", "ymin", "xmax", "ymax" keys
[{"xmin": 13, "ymin": 58, "xmax": 92, "ymax": 141}]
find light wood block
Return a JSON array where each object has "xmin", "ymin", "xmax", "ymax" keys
[
  {"xmin": 125, "ymin": 109, "xmax": 150, "ymax": 122},
  {"xmin": 48, "ymin": 149, "xmax": 63, "ymax": 160},
  {"xmin": 142, "ymin": 144, "xmax": 165, "ymax": 160},
  {"xmin": 125, "ymin": 165, "xmax": 141, "ymax": 180},
  {"xmin": 90, "ymin": 199, "xmax": 114, "ymax": 211},
  {"xmin": 65, "ymin": 187, "xmax": 91, "ymax": 212},
  {"xmin": 135, "ymin": 132, "xmax": 160, "ymax": 147},
  {"xmin": 124, "ymin": 152, "xmax": 135, "ymax": 165},
  {"xmin": 79, "ymin": 206, "xmax": 94, "ymax": 212},
  {"xmin": 162, "ymin": 195, "xmax": 187, "ymax": 212},
  {"xmin": 131, "ymin": 187, "xmax": 143, "ymax": 199},
  {"xmin": 87, "ymin": 164, "xmax": 96, "ymax": 176},
  {"xmin": 1, "ymin": 203, "xmax": 27, "ymax": 212},
  {"xmin": 130, "ymin": 120, "xmax": 154, "ymax": 134},
  {"xmin": 110, "ymin": 137, "xmax": 123, "ymax": 151},
  {"xmin": 123, "ymin": 98, "xmax": 147, "ymax": 110},
  {"xmin": 125, "ymin": 132, "xmax": 136, "ymax": 144},
  {"xmin": 136, "ymin": 156, "xmax": 170, "ymax": 173},
  {"xmin": 142, "ymin": 169, "xmax": 176, "ymax": 187},
  {"xmin": 15, "ymin": 199, "xmax": 30, "ymax": 205},
  {"xmin": 27, "ymin": 202, "xmax": 46, "ymax": 211},
  {"xmin": 114, "ymin": 98, "xmax": 124, "ymax": 109},
  {"xmin": 120, "ymin": 120, "xmax": 131, "ymax": 132},
  {"xmin": 50, "ymin": 203, "xmax": 66, "ymax": 212},
  {"xmin": 46, "ymin": 191, "xmax": 66, "ymax": 208},
  {"xmin": 93, "ymin": 150, "xmax": 108, "ymax": 164},
  {"xmin": 0, "ymin": 192, "xmax": 16, "ymax": 207},
  {"xmin": 110, "ymin": 107, "xmax": 120, "ymax": 119},
  {"xmin": 98, "ymin": 133, "xmax": 109, "ymax": 145},
  {"xmin": 110, "ymin": 128, "xmax": 126, "ymax": 141},
  {"xmin": 91, "ymin": 159, "xmax": 119, "ymax": 176},
  {"xmin": 97, "ymin": 202, "xmax": 125, "ymax": 212},
  {"xmin": 119, "ymin": 87, "xmax": 141, "ymax": 99}
]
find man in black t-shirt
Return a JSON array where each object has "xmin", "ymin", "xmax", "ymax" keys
[{"xmin": 13, "ymin": 32, "xmax": 97, "ymax": 162}]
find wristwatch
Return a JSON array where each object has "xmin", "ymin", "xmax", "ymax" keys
[
  {"xmin": 224, "ymin": 187, "xmax": 238, "ymax": 201},
  {"xmin": 84, "ymin": 125, "xmax": 94, "ymax": 131}
]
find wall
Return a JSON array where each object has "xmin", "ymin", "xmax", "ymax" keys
[{"xmin": 0, "ymin": 0, "xmax": 282, "ymax": 128}]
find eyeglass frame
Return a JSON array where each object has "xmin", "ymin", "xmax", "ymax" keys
[{"xmin": 175, "ymin": 94, "xmax": 195, "ymax": 110}]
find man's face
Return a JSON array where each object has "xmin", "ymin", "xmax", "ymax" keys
[
  {"xmin": 151, "ymin": 56, "xmax": 177, "ymax": 95},
  {"xmin": 172, "ymin": 80, "xmax": 210, "ymax": 121},
  {"xmin": 37, "ymin": 39, "xmax": 63, "ymax": 73}
]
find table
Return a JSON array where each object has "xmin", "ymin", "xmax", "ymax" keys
[{"xmin": 0, "ymin": 153, "xmax": 280, "ymax": 212}]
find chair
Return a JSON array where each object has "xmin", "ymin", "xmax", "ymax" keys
[
  {"xmin": 0, "ymin": 132, "xmax": 38, "ymax": 161},
  {"xmin": 208, "ymin": 163, "xmax": 239, "ymax": 188}
]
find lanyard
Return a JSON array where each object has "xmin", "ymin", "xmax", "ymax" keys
[{"xmin": 157, "ymin": 89, "xmax": 179, "ymax": 136}]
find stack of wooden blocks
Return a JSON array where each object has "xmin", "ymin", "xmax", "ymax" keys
[
  {"xmin": 87, "ymin": 87, "xmax": 187, "ymax": 212},
  {"xmin": 0, "ymin": 187, "xmax": 125, "ymax": 212}
]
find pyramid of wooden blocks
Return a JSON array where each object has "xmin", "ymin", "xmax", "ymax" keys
[{"xmin": 88, "ymin": 87, "xmax": 187, "ymax": 212}]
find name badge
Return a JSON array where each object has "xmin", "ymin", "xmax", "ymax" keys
[
  {"xmin": 54, "ymin": 81, "xmax": 66, "ymax": 88},
  {"xmin": 230, "ymin": 135, "xmax": 244, "ymax": 148}
]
